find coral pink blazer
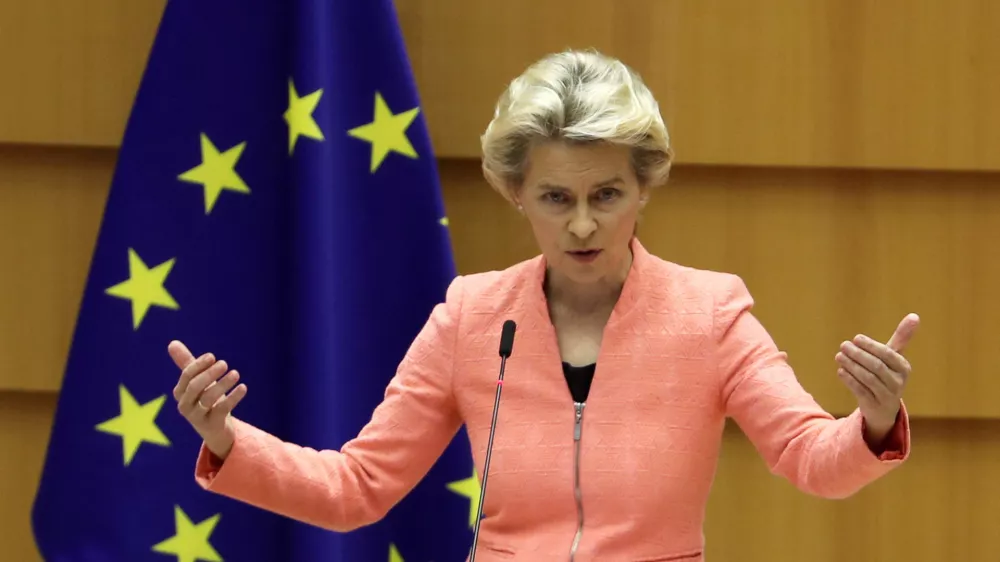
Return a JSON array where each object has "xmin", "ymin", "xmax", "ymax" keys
[{"xmin": 194, "ymin": 238, "xmax": 909, "ymax": 561}]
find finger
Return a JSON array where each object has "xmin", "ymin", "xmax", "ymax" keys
[
  {"xmin": 200, "ymin": 370, "xmax": 241, "ymax": 409},
  {"xmin": 836, "ymin": 349, "xmax": 895, "ymax": 404},
  {"xmin": 173, "ymin": 352, "xmax": 216, "ymax": 401},
  {"xmin": 886, "ymin": 313, "xmax": 920, "ymax": 353},
  {"xmin": 837, "ymin": 366, "xmax": 877, "ymax": 408},
  {"xmin": 178, "ymin": 360, "xmax": 228, "ymax": 415},
  {"xmin": 852, "ymin": 334, "xmax": 911, "ymax": 375},
  {"xmin": 212, "ymin": 383, "xmax": 248, "ymax": 416},
  {"xmin": 840, "ymin": 340, "xmax": 904, "ymax": 392},
  {"xmin": 168, "ymin": 340, "xmax": 197, "ymax": 370}
]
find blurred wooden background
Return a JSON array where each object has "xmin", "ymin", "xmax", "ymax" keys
[{"xmin": 2, "ymin": 0, "xmax": 998, "ymax": 560}]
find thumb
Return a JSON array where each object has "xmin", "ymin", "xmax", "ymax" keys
[
  {"xmin": 886, "ymin": 313, "xmax": 920, "ymax": 353},
  {"xmin": 167, "ymin": 340, "xmax": 197, "ymax": 370}
]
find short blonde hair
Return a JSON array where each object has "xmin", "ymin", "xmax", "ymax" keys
[{"xmin": 480, "ymin": 49, "xmax": 673, "ymax": 201}]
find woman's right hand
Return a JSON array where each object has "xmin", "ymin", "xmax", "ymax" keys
[{"xmin": 168, "ymin": 340, "xmax": 248, "ymax": 460}]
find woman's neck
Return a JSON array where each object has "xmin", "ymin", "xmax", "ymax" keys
[{"xmin": 545, "ymin": 250, "xmax": 632, "ymax": 316}]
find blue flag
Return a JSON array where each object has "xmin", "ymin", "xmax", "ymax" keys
[{"xmin": 30, "ymin": 0, "xmax": 477, "ymax": 560}]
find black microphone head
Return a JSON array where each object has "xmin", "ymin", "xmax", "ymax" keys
[{"xmin": 498, "ymin": 319, "xmax": 516, "ymax": 357}]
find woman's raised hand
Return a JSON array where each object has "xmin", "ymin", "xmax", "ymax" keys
[
  {"xmin": 835, "ymin": 313, "xmax": 919, "ymax": 442},
  {"xmin": 168, "ymin": 340, "xmax": 247, "ymax": 460}
]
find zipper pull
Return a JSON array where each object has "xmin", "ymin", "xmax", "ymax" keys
[{"xmin": 574, "ymin": 402, "xmax": 585, "ymax": 441}]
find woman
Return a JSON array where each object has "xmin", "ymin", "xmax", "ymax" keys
[{"xmin": 168, "ymin": 49, "xmax": 916, "ymax": 561}]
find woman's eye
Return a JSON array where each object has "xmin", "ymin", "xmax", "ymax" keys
[
  {"xmin": 596, "ymin": 188, "xmax": 620, "ymax": 201},
  {"xmin": 543, "ymin": 192, "xmax": 568, "ymax": 204}
]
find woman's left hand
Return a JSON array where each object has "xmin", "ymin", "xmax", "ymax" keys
[{"xmin": 835, "ymin": 313, "xmax": 920, "ymax": 438}]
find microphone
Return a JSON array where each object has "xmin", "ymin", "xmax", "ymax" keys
[{"xmin": 469, "ymin": 319, "xmax": 516, "ymax": 562}]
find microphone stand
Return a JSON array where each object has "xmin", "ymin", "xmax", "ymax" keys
[{"xmin": 469, "ymin": 320, "xmax": 515, "ymax": 562}]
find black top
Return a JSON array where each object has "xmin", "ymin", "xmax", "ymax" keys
[{"xmin": 562, "ymin": 362, "xmax": 596, "ymax": 404}]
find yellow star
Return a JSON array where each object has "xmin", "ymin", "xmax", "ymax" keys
[
  {"xmin": 438, "ymin": 216, "xmax": 449, "ymax": 227},
  {"xmin": 447, "ymin": 469, "xmax": 482, "ymax": 528},
  {"xmin": 284, "ymin": 78, "xmax": 324, "ymax": 155},
  {"xmin": 95, "ymin": 384, "xmax": 170, "ymax": 466},
  {"xmin": 388, "ymin": 544, "xmax": 404, "ymax": 562},
  {"xmin": 178, "ymin": 133, "xmax": 249, "ymax": 214},
  {"xmin": 105, "ymin": 248, "xmax": 179, "ymax": 330},
  {"xmin": 347, "ymin": 92, "xmax": 420, "ymax": 173},
  {"xmin": 152, "ymin": 506, "xmax": 223, "ymax": 562}
]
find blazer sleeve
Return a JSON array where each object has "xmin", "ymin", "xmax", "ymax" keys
[
  {"xmin": 191, "ymin": 275, "xmax": 467, "ymax": 531},
  {"xmin": 715, "ymin": 274, "xmax": 910, "ymax": 499}
]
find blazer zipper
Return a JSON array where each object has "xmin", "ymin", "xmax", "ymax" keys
[{"xmin": 570, "ymin": 401, "xmax": 586, "ymax": 561}]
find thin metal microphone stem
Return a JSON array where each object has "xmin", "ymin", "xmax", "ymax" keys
[{"xmin": 468, "ymin": 354, "xmax": 507, "ymax": 562}]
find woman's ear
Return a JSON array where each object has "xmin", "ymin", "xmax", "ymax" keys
[
  {"xmin": 507, "ymin": 185, "xmax": 524, "ymax": 213},
  {"xmin": 638, "ymin": 185, "xmax": 651, "ymax": 208}
]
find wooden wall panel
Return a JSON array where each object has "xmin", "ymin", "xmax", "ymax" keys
[
  {"xmin": 0, "ymin": 391, "xmax": 58, "ymax": 562},
  {"xmin": 0, "ymin": 145, "xmax": 115, "ymax": 391},
  {"xmin": 403, "ymin": 0, "xmax": 1000, "ymax": 170},
  {"xmin": 0, "ymin": 0, "xmax": 165, "ymax": 146},
  {"xmin": 704, "ymin": 417, "xmax": 1000, "ymax": 562},
  {"xmin": 4, "ymin": 0, "xmax": 998, "ymax": 172}
]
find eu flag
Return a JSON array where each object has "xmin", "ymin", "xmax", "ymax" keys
[{"xmin": 31, "ymin": 0, "xmax": 476, "ymax": 560}]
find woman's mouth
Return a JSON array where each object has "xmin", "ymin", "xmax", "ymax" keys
[{"xmin": 567, "ymin": 249, "xmax": 602, "ymax": 263}]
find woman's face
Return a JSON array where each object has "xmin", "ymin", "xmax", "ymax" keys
[{"xmin": 513, "ymin": 141, "xmax": 647, "ymax": 287}]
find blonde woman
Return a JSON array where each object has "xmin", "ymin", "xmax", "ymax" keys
[{"xmin": 169, "ymin": 50, "xmax": 917, "ymax": 561}]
